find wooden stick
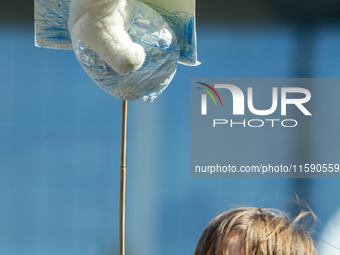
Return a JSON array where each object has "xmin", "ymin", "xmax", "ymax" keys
[{"xmin": 119, "ymin": 101, "xmax": 128, "ymax": 255}]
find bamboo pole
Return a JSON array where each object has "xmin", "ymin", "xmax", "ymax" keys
[{"xmin": 119, "ymin": 100, "xmax": 128, "ymax": 255}]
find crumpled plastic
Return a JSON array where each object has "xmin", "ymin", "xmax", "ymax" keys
[{"xmin": 69, "ymin": 0, "xmax": 180, "ymax": 103}]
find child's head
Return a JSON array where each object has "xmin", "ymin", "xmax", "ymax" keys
[{"xmin": 194, "ymin": 207, "xmax": 316, "ymax": 255}]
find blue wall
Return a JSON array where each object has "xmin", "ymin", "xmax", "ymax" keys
[{"xmin": 1, "ymin": 23, "xmax": 340, "ymax": 254}]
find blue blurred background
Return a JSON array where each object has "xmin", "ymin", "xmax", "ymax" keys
[{"xmin": 1, "ymin": 1, "xmax": 340, "ymax": 254}]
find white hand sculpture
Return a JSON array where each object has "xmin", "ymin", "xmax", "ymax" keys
[{"xmin": 68, "ymin": 0, "xmax": 146, "ymax": 75}]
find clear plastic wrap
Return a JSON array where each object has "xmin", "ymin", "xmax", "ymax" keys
[
  {"xmin": 35, "ymin": 0, "xmax": 198, "ymax": 65},
  {"xmin": 70, "ymin": 0, "xmax": 180, "ymax": 103}
]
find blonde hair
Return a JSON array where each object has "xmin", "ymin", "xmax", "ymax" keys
[{"xmin": 194, "ymin": 206, "xmax": 316, "ymax": 255}]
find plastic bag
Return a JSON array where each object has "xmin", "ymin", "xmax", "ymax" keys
[{"xmin": 69, "ymin": 0, "xmax": 180, "ymax": 102}]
